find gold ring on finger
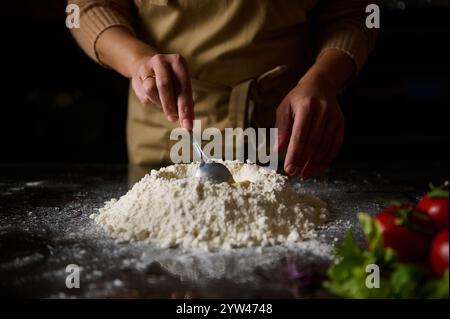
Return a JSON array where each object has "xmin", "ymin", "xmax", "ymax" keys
[{"xmin": 141, "ymin": 73, "xmax": 156, "ymax": 82}]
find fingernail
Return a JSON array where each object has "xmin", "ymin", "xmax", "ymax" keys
[
  {"xmin": 168, "ymin": 115, "xmax": 178, "ymax": 122},
  {"xmin": 285, "ymin": 165, "xmax": 295, "ymax": 175},
  {"xmin": 182, "ymin": 119, "xmax": 193, "ymax": 130}
]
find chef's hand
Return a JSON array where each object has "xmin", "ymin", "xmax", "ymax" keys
[
  {"xmin": 275, "ymin": 51, "xmax": 356, "ymax": 179},
  {"xmin": 276, "ymin": 75, "xmax": 345, "ymax": 179},
  {"xmin": 131, "ymin": 54, "xmax": 194, "ymax": 130},
  {"xmin": 92, "ymin": 26, "xmax": 195, "ymax": 130}
]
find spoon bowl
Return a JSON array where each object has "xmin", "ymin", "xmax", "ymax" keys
[
  {"xmin": 189, "ymin": 131, "xmax": 234, "ymax": 183},
  {"xmin": 195, "ymin": 161, "xmax": 235, "ymax": 183}
]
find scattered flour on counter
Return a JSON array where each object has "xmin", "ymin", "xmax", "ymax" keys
[{"xmin": 94, "ymin": 161, "xmax": 329, "ymax": 251}]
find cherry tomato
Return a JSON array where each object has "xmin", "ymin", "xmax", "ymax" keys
[
  {"xmin": 430, "ymin": 229, "xmax": 449, "ymax": 277},
  {"xmin": 417, "ymin": 195, "xmax": 449, "ymax": 229},
  {"xmin": 374, "ymin": 205, "xmax": 434, "ymax": 263}
]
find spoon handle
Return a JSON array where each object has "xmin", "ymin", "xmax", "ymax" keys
[{"xmin": 189, "ymin": 131, "xmax": 209, "ymax": 163}]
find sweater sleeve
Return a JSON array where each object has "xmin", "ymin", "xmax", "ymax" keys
[
  {"xmin": 312, "ymin": 0, "xmax": 379, "ymax": 74},
  {"xmin": 68, "ymin": 0, "xmax": 136, "ymax": 65}
]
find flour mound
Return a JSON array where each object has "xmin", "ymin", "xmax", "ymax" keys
[{"xmin": 95, "ymin": 161, "xmax": 329, "ymax": 251}]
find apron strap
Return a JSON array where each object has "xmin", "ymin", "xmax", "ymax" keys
[
  {"xmin": 191, "ymin": 65, "xmax": 289, "ymax": 128},
  {"xmin": 228, "ymin": 79, "xmax": 253, "ymax": 128}
]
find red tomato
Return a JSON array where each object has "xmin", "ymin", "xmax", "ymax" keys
[
  {"xmin": 374, "ymin": 205, "xmax": 434, "ymax": 263},
  {"xmin": 430, "ymin": 229, "xmax": 449, "ymax": 277},
  {"xmin": 417, "ymin": 194, "xmax": 449, "ymax": 229}
]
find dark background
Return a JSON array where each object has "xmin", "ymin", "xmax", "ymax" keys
[{"xmin": 0, "ymin": 0, "xmax": 448, "ymax": 166}]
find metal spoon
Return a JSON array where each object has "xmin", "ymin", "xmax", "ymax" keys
[{"xmin": 189, "ymin": 131, "xmax": 234, "ymax": 183}]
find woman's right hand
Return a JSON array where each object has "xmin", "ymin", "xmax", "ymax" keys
[{"xmin": 131, "ymin": 53, "xmax": 194, "ymax": 130}]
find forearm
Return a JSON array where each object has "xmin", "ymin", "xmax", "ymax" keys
[
  {"xmin": 96, "ymin": 26, "xmax": 157, "ymax": 78},
  {"xmin": 313, "ymin": 0, "xmax": 379, "ymax": 78},
  {"xmin": 68, "ymin": 0, "xmax": 146, "ymax": 75},
  {"xmin": 299, "ymin": 49, "xmax": 355, "ymax": 93}
]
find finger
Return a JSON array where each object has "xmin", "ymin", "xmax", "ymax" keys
[
  {"xmin": 132, "ymin": 76, "xmax": 152, "ymax": 105},
  {"xmin": 142, "ymin": 77, "xmax": 160, "ymax": 105},
  {"xmin": 300, "ymin": 159, "xmax": 314, "ymax": 179},
  {"xmin": 153, "ymin": 59, "xmax": 178, "ymax": 122},
  {"xmin": 274, "ymin": 98, "xmax": 293, "ymax": 151},
  {"xmin": 299, "ymin": 124, "xmax": 327, "ymax": 178},
  {"xmin": 296, "ymin": 102, "xmax": 327, "ymax": 178},
  {"xmin": 137, "ymin": 64, "xmax": 160, "ymax": 105},
  {"xmin": 313, "ymin": 114, "xmax": 336, "ymax": 172},
  {"xmin": 284, "ymin": 101, "xmax": 313, "ymax": 176},
  {"xmin": 321, "ymin": 120, "xmax": 345, "ymax": 170},
  {"xmin": 328, "ymin": 120, "xmax": 345, "ymax": 164},
  {"xmin": 169, "ymin": 54, "xmax": 194, "ymax": 130}
]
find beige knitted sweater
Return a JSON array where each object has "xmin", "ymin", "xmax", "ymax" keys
[{"xmin": 69, "ymin": 0, "xmax": 378, "ymax": 73}]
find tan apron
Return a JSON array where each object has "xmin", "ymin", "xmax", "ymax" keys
[{"xmin": 127, "ymin": 0, "xmax": 316, "ymax": 166}]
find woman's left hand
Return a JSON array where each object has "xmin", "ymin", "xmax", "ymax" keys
[{"xmin": 275, "ymin": 72, "xmax": 345, "ymax": 179}]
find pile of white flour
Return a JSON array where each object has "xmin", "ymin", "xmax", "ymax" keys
[{"xmin": 93, "ymin": 161, "xmax": 329, "ymax": 251}]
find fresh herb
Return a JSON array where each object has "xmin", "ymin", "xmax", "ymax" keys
[
  {"xmin": 427, "ymin": 182, "xmax": 449, "ymax": 199},
  {"xmin": 324, "ymin": 213, "xmax": 449, "ymax": 298}
]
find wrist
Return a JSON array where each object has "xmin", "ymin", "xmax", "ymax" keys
[
  {"xmin": 127, "ymin": 46, "xmax": 157, "ymax": 78},
  {"xmin": 299, "ymin": 49, "xmax": 355, "ymax": 93},
  {"xmin": 298, "ymin": 69, "xmax": 339, "ymax": 95},
  {"xmin": 96, "ymin": 26, "xmax": 157, "ymax": 78}
]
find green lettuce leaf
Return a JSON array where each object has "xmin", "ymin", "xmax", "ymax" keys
[{"xmin": 323, "ymin": 213, "xmax": 449, "ymax": 299}]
